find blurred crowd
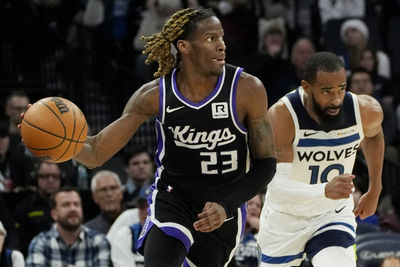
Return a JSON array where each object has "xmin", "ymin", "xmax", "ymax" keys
[{"xmin": 1, "ymin": 0, "xmax": 400, "ymax": 266}]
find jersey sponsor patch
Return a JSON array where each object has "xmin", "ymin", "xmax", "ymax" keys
[{"xmin": 211, "ymin": 102, "xmax": 229, "ymax": 119}]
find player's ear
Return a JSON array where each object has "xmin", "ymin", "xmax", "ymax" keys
[
  {"xmin": 301, "ymin": 80, "xmax": 311, "ymax": 94},
  {"xmin": 176, "ymin": 39, "xmax": 190, "ymax": 55}
]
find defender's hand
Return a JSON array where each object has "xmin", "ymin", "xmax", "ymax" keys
[
  {"xmin": 354, "ymin": 190, "xmax": 380, "ymax": 219},
  {"xmin": 325, "ymin": 174, "xmax": 355, "ymax": 200},
  {"xmin": 193, "ymin": 202, "xmax": 227, "ymax": 233}
]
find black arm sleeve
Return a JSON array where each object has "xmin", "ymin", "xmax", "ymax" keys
[{"xmin": 218, "ymin": 158, "xmax": 276, "ymax": 218}]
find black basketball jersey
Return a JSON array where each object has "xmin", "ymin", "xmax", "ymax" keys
[{"xmin": 154, "ymin": 64, "xmax": 250, "ymax": 203}]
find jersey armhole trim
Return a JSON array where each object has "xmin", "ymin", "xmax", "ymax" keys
[
  {"xmin": 157, "ymin": 77, "xmax": 166, "ymax": 123},
  {"xmin": 230, "ymin": 67, "xmax": 247, "ymax": 134}
]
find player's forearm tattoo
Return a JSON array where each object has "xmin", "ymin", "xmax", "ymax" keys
[{"xmin": 250, "ymin": 118, "xmax": 275, "ymax": 158}]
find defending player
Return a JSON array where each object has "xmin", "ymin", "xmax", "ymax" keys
[{"xmin": 258, "ymin": 52, "xmax": 384, "ymax": 267}]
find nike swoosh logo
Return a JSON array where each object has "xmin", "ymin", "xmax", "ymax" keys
[
  {"xmin": 166, "ymin": 106, "xmax": 185, "ymax": 113},
  {"xmin": 335, "ymin": 205, "xmax": 346, "ymax": 213},
  {"xmin": 304, "ymin": 131, "xmax": 318, "ymax": 137}
]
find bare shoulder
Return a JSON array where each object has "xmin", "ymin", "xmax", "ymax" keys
[
  {"xmin": 236, "ymin": 71, "xmax": 266, "ymax": 96},
  {"xmin": 357, "ymin": 94, "xmax": 383, "ymax": 124},
  {"xmin": 268, "ymin": 99, "xmax": 291, "ymax": 122},
  {"xmin": 123, "ymin": 79, "xmax": 160, "ymax": 117},
  {"xmin": 357, "ymin": 94, "xmax": 383, "ymax": 136}
]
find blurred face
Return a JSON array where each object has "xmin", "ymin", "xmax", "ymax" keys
[
  {"xmin": 381, "ymin": 257, "xmax": 400, "ymax": 267},
  {"xmin": 246, "ymin": 194, "xmax": 262, "ymax": 221},
  {"xmin": 359, "ymin": 50, "xmax": 375, "ymax": 72},
  {"xmin": 93, "ymin": 175, "xmax": 122, "ymax": 213},
  {"xmin": 37, "ymin": 163, "xmax": 61, "ymax": 196},
  {"xmin": 291, "ymin": 39, "xmax": 315, "ymax": 69},
  {"xmin": 264, "ymin": 31, "xmax": 284, "ymax": 56},
  {"xmin": 303, "ymin": 69, "xmax": 347, "ymax": 131},
  {"xmin": 345, "ymin": 27, "xmax": 366, "ymax": 47},
  {"xmin": 0, "ymin": 136, "xmax": 9, "ymax": 156},
  {"xmin": 183, "ymin": 16, "xmax": 226, "ymax": 76},
  {"xmin": 51, "ymin": 191, "xmax": 83, "ymax": 231},
  {"xmin": 5, "ymin": 96, "xmax": 29, "ymax": 125},
  {"xmin": 125, "ymin": 152, "xmax": 153, "ymax": 184},
  {"xmin": 349, "ymin": 72, "xmax": 374, "ymax": 96}
]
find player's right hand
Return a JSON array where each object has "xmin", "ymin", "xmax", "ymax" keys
[{"xmin": 324, "ymin": 174, "xmax": 355, "ymax": 200}]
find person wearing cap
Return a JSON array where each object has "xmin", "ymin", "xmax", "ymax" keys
[
  {"xmin": 0, "ymin": 220, "xmax": 25, "ymax": 267},
  {"xmin": 340, "ymin": 18, "xmax": 391, "ymax": 79},
  {"xmin": 109, "ymin": 185, "xmax": 151, "ymax": 267},
  {"xmin": 85, "ymin": 170, "xmax": 123, "ymax": 234}
]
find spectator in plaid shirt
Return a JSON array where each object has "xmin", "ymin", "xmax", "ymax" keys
[{"xmin": 26, "ymin": 187, "xmax": 112, "ymax": 267}]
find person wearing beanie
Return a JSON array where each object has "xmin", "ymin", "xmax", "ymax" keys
[
  {"xmin": 340, "ymin": 18, "xmax": 391, "ymax": 79},
  {"xmin": 0, "ymin": 221, "xmax": 25, "ymax": 267}
]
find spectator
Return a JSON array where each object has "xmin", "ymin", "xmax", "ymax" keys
[
  {"xmin": 13, "ymin": 161, "xmax": 62, "ymax": 255},
  {"xmin": 109, "ymin": 185, "xmax": 151, "ymax": 267},
  {"xmin": 26, "ymin": 187, "xmax": 112, "ymax": 267},
  {"xmin": 122, "ymin": 145, "xmax": 154, "ymax": 209},
  {"xmin": 231, "ymin": 193, "xmax": 263, "ymax": 267},
  {"xmin": 132, "ymin": 0, "xmax": 184, "ymax": 81},
  {"xmin": 4, "ymin": 91, "xmax": 29, "ymax": 137},
  {"xmin": 356, "ymin": 46, "xmax": 392, "ymax": 99},
  {"xmin": 0, "ymin": 221, "xmax": 25, "ymax": 267},
  {"xmin": 85, "ymin": 170, "xmax": 123, "ymax": 234},
  {"xmin": 340, "ymin": 18, "xmax": 391, "ymax": 79},
  {"xmin": 381, "ymin": 256, "xmax": 400, "ymax": 267},
  {"xmin": 245, "ymin": 17, "xmax": 292, "ymax": 106},
  {"xmin": 0, "ymin": 121, "xmax": 33, "ymax": 190},
  {"xmin": 0, "ymin": 195, "xmax": 20, "ymax": 250},
  {"xmin": 288, "ymin": 37, "xmax": 316, "ymax": 90},
  {"xmin": 318, "ymin": 0, "xmax": 365, "ymax": 25},
  {"xmin": 348, "ymin": 69, "xmax": 397, "ymax": 146}
]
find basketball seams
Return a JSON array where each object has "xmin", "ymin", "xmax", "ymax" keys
[
  {"xmin": 41, "ymin": 100, "xmax": 68, "ymax": 139},
  {"xmin": 22, "ymin": 119, "xmax": 86, "ymax": 145},
  {"xmin": 54, "ymin": 101, "xmax": 77, "ymax": 162}
]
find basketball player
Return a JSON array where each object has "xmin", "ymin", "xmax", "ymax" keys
[
  {"xmin": 74, "ymin": 8, "xmax": 276, "ymax": 267},
  {"xmin": 258, "ymin": 52, "xmax": 384, "ymax": 267}
]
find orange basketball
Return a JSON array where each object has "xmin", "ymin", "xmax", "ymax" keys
[{"xmin": 21, "ymin": 97, "xmax": 88, "ymax": 163}]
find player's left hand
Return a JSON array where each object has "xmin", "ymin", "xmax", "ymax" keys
[
  {"xmin": 353, "ymin": 190, "xmax": 380, "ymax": 220},
  {"xmin": 193, "ymin": 202, "xmax": 227, "ymax": 232}
]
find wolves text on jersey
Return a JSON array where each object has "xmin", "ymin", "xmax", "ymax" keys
[
  {"xmin": 168, "ymin": 125, "xmax": 236, "ymax": 150},
  {"xmin": 297, "ymin": 143, "xmax": 359, "ymax": 162}
]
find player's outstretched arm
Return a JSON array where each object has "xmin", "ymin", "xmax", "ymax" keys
[
  {"xmin": 75, "ymin": 80, "xmax": 159, "ymax": 168},
  {"xmin": 354, "ymin": 94, "xmax": 384, "ymax": 219}
]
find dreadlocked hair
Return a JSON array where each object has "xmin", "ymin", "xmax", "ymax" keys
[{"xmin": 141, "ymin": 8, "xmax": 216, "ymax": 77}]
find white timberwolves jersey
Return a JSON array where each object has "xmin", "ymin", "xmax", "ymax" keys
[{"xmin": 266, "ymin": 87, "xmax": 364, "ymax": 216}]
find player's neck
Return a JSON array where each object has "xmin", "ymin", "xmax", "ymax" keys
[{"xmin": 176, "ymin": 69, "xmax": 219, "ymax": 103}]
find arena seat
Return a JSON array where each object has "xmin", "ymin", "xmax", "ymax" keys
[{"xmin": 356, "ymin": 239, "xmax": 400, "ymax": 267}]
